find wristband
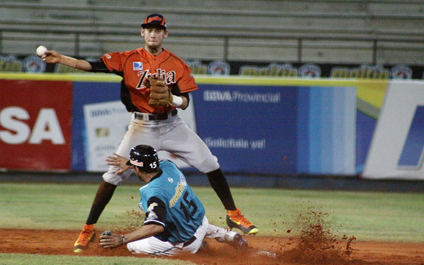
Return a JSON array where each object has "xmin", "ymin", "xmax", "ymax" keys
[
  {"xmin": 172, "ymin": 95, "xmax": 183, "ymax": 107},
  {"xmin": 61, "ymin": 55, "xmax": 77, "ymax": 68},
  {"xmin": 121, "ymin": 234, "xmax": 126, "ymax": 245}
]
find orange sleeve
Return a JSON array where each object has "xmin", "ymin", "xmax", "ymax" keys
[
  {"xmin": 177, "ymin": 62, "xmax": 198, "ymax": 93},
  {"xmin": 101, "ymin": 51, "xmax": 127, "ymax": 73}
]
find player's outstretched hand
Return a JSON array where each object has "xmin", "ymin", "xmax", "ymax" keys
[
  {"xmin": 99, "ymin": 231, "xmax": 123, "ymax": 248},
  {"xmin": 106, "ymin": 153, "xmax": 132, "ymax": 175},
  {"xmin": 39, "ymin": 50, "xmax": 62, "ymax": 64}
]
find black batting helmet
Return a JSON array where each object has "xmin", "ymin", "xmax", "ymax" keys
[{"xmin": 126, "ymin": 145, "xmax": 159, "ymax": 173}]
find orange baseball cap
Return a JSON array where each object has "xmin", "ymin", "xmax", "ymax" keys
[{"xmin": 141, "ymin": 13, "xmax": 167, "ymax": 29}]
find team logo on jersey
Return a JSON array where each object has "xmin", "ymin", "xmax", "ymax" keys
[
  {"xmin": 136, "ymin": 69, "xmax": 177, "ymax": 89},
  {"xmin": 133, "ymin": 62, "xmax": 143, "ymax": 71},
  {"xmin": 169, "ymin": 182, "xmax": 185, "ymax": 207},
  {"xmin": 146, "ymin": 203, "xmax": 159, "ymax": 221},
  {"xmin": 147, "ymin": 202, "xmax": 158, "ymax": 212}
]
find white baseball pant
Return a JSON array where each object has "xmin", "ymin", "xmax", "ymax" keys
[
  {"xmin": 126, "ymin": 216, "xmax": 230, "ymax": 256},
  {"xmin": 103, "ymin": 114, "xmax": 219, "ymax": 186}
]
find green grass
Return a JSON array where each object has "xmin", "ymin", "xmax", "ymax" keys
[
  {"xmin": 0, "ymin": 253, "xmax": 195, "ymax": 265},
  {"xmin": 1, "ymin": 182, "xmax": 423, "ymax": 264}
]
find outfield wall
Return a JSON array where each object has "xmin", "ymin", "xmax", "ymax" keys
[{"xmin": 1, "ymin": 73, "xmax": 423, "ymax": 180}]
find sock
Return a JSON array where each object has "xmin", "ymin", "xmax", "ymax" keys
[
  {"xmin": 206, "ymin": 168, "xmax": 236, "ymax": 211},
  {"xmin": 86, "ymin": 181, "xmax": 117, "ymax": 225}
]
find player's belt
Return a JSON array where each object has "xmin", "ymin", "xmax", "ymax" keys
[
  {"xmin": 133, "ymin": 109, "xmax": 177, "ymax": 121},
  {"xmin": 183, "ymin": 236, "xmax": 197, "ymax": 247}
]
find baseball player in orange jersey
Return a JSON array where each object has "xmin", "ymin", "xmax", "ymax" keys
[{"xmin": 39, "ymin": 13, "xmax": 258, "ymax": 253}]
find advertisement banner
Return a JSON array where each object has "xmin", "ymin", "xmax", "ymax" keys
[
  {"xmin": 71, "ymin": 80, "xmax": 197, "ymax": 171},
  {"xmin": 83, "ymin": 101, "xmax": 131, "ymax": 171},
  {"xmin": 10, "ymin": 74, "xmax": 422, "ymax": 179},
  {"xmin": 296, "ymin": 85, "xmax": 357, "ymax": 175},
  {"xmin": 363, "ymin": 80, "xmax": 424, "ymax": 180},
  {"xmin": 193, "ymin": 84, "xmax": 295, "ymax": 174},
  {"xmin": 0, "ymin": 79, "xmax": 72, "ymax": 170},
  {"xmin": 72, "ymin": 81, "xmax": 123, "ymax": 171},
  {"xmin": 71, "ymin": 77, "xmax": 361, "ymax": 175},
  {"xmin": 192, "ymin": 81, "xmax": 357, "ymax": 175}
]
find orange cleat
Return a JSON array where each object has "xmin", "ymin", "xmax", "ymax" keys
[
  {"xmin": 73, "ymin": 223, "xmax": 96, "ymax": 253},
  {"xmin": 226, "ymin": 208, "xmax": 258, "ymax": 235}
]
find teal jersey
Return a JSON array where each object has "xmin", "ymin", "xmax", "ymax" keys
[{"xmin": 138, "ymin": 160, "xmax": 205, "ymax": 243}]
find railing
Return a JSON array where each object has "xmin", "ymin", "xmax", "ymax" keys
[{"xmin": 1, "ymin": 27, "xmax": 424, "ymax": 65}]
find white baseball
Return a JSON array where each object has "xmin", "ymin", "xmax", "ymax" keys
[{"xmin": 36, "ymin": 45, "xmax": 47, "ymax": 56}]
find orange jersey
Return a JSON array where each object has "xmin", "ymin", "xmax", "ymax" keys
[{"xmin": 101, "ymin": 48, "xmax": 198, "ymax": 113}]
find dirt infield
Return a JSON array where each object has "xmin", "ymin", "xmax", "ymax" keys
[{"xmin": 1, "ymin": 228, "xmax": 423, "ymax": 265}]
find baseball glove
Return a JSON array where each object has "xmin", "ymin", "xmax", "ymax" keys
[{"xmin": 145, "ymin": 76, "xmax": 173, "ymax": 107}]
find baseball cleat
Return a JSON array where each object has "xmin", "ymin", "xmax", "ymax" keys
[
  {"xmin": 225, "ymin": 231, "xmax": 248, "ymax": 251},
  {"xmin": 233, "ymin": 233, "xmax": 248, "ymax": 251},
  {"xmin": 73, "ymin": 223, "xmax": 96, "ymax": 253},
  {"xmin": 226, "ymin": 208, "xmax": 258, "ymax": 235}
]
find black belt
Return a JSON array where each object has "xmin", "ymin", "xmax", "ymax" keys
[
  {"xmin": 134, "ymin": 109, "xmax": 177, "ymax": 121},
  {"xmin": 183, "ymin": 236, "xmax": 197, "ymax": 247}
]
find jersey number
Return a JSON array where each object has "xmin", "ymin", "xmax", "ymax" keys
[{"xmin": 179, "ymin": 191, "xmax": 198, "ymax": 222}]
